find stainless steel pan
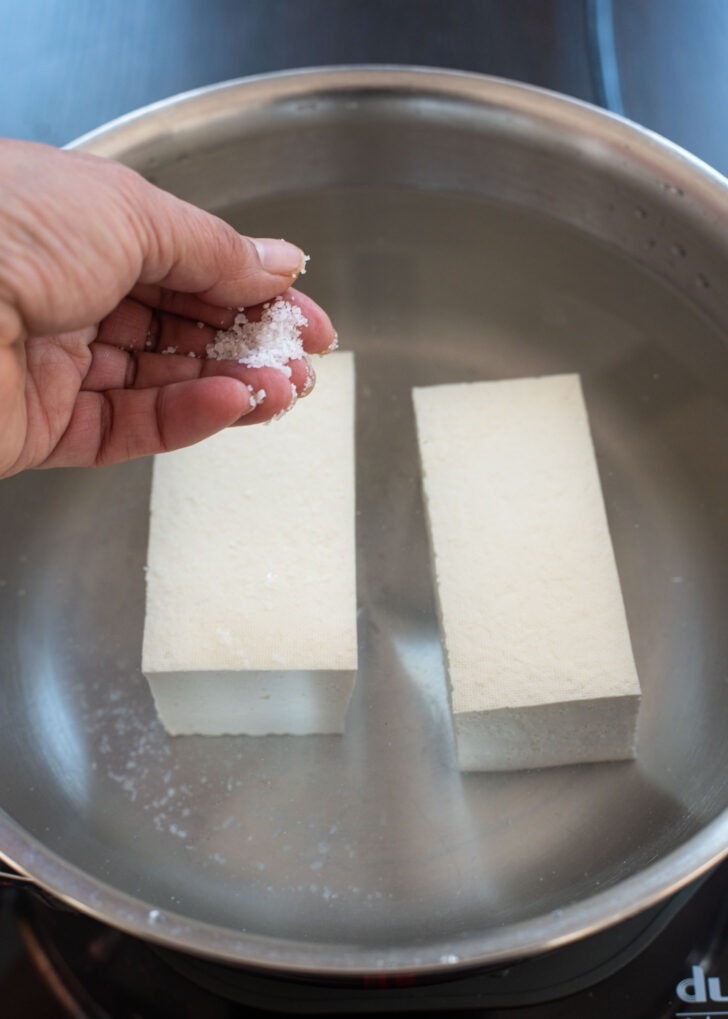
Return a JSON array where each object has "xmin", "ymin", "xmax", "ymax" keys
[{"xmin": 2, "ymin": 67, "xmax": 728, "ymax": 977}]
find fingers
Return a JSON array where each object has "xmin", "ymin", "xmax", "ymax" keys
[
  {"xmin": 127, "ymin": 285, "xmax": 236, "ymax": 330},
  {"xmin": 96, "ymin": 299, "xmax": 213, "ymax": 354},
  {"xmin": 0, "ymin": 141, "xmax": 310, "ymax": 337},
  {"xmin": 80, "ymin": 341, "xmax": 132, "ymax": 391},
  {"xmin": 81, "ymin": 343, "xmax": 308, "ymax": 423},
  {"xmin": 90, "ymin": 286, "xmax": 332, "ymax": 412},
  {"xmin": 45, "ymin": 377, "xmax": 257, "ymax": 469},
  {"xmin": 134, "ymin": 169, "xmax": 308, "ymax": 306},
  {"xmin": 287, "ymin": 357, "xmax": 315, "ymax": 398},
  {"xmin": 98, "ymin": 289, "xmax": 337, "ymax": 358},
  {"xmin": 276, "ymin": 290, "xmax": 337, "ymax": 355}
]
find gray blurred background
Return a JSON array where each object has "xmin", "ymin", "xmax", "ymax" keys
[{"xmin": 1, "ymin": 0, "xmax": 727, "ymax": 175}]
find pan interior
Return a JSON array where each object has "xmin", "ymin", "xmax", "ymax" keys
[{"xmin": 2, "ymin": 182, "xmax": 728, "ymax": 964}]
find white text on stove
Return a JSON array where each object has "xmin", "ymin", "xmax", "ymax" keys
[{"xmin": 677, "ymin": 964, "xmax": 728, "ymax": 1003}]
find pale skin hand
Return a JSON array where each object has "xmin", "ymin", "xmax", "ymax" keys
[{"xmin": 0, "ymin": 140, "xmax": 337, "ymax": 480}]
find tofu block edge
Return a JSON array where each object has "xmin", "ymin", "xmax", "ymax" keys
[
  {"xmin": 412, "ymin": 373, "xmax": 641, "ymax": 771},
  {"xmin": 142, "ymin": 351, "xmax": 358, "ymax": 736}
]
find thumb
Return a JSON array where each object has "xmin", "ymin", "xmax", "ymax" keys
[
  {"xmin": 0, "ymin": 141, "xmax": 307, "ymax": 339},
  {"xmin": 134, "ymin": 186, "xmax": 307, "ymax": 308}
]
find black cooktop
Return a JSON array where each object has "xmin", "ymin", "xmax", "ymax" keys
[{"xmin": 1, "ymin": 859, "xmax": 727, "ymax": 1017}]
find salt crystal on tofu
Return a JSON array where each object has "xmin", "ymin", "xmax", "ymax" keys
[
  {"xmin": 412, "ymin": 374, "xmax": 641, "ymax": 771},
  {"xmin": 142, "ymin": 352, "xmax": 357, "ymax": 736}
]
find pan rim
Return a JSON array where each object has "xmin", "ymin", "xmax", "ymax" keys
[{"xmin": 2, "ymin": 804, "xmax": 728, "ymax": 976}]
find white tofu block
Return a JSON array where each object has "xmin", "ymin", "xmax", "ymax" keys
[
  {"xmin": 412, "ymin": 374, "xmax": 641, "ymax": 771},
  {"xmin": 142, "ymin": 352, "xmax": 357, "ymax": 735}
]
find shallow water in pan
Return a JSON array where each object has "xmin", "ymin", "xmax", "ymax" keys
[{"xmin": 2, "ymin": 186, "xmax": 728, "ymax": 965}]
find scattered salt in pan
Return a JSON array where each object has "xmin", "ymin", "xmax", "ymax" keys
[{"xmin": 205, "ymin": 296, "xmax": 308, "ymax": 378}]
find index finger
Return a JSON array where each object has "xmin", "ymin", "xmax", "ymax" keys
[
  {"xmin": 134, "ymin": 175, "xmax": 308, "ymax": 308},
  {"xmin": 128, "ymin": 284, "xmax": 236, "ymax": 330}
]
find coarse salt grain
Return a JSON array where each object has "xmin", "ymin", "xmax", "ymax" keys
[
  {"xmin": 245, "ymin": 384, "xmax": 267, "ymax": 409},
  {"xmin": 302, "ymin": 365, "xmax": 316, "ymax": 396},
  {"xmin": 205, "ymin": 296, "xmax": 307, "ymax": 377}
]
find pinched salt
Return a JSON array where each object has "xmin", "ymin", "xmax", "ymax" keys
[{"xmin": 205, "ymin": 296, "xmax": 308, "ymax": 378}]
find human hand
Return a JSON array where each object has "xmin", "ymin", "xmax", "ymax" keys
[{"xmin": 0, "ymin": 139, "xmax": 336, "ymax": 479}]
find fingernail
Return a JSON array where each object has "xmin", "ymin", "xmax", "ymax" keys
[
  {"xmin": 253, "ymin": 237, "xmax": 306, "ymax": 277},
  {"xmin": 321, "ymin": 329, "xmax": 339, "ymax": 355},
  {"xmin": 300, "ymin": 359, "xmax": 316, "ymax": 398}
]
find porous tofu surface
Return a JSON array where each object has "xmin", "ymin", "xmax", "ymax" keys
[
  {"xmin": 142, "ymin": 352, "xmax": 357, "ymax": 735},
  {"xmin": 413, "ymin": 374, "xmax": 641, "ymax": 769}
]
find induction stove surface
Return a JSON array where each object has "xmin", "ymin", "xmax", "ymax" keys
[{"xmin": 1, "ymin": 859, "xmax": 727, "ymax": 1017}]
